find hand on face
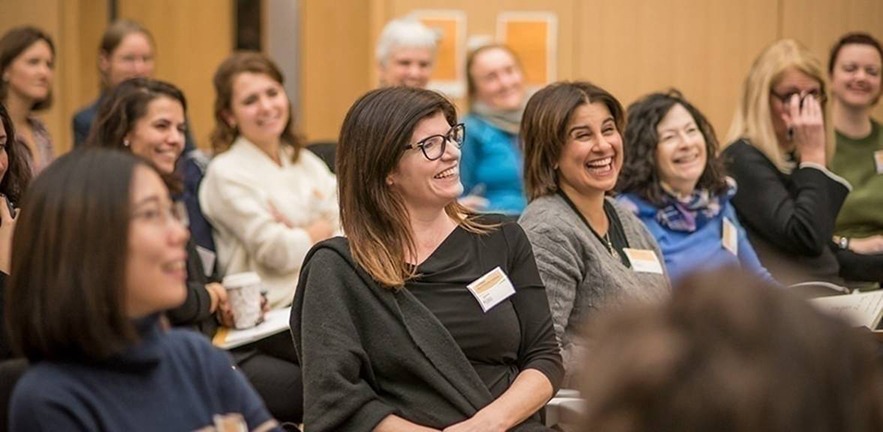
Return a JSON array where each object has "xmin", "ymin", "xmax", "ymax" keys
[{"xmin": 784, "ymin": 93, "xmax": 826, "ymax": 165}]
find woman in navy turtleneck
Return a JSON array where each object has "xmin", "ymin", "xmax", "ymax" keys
[{"xmin": 4, "ymin": 150, "xmax": 280, "ymax": 431}]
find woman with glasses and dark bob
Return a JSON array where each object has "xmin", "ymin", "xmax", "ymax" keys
[
  {"xmin": 721, "ymin": 39, "xmax": 881, "ymax": 286},
  {"xmin": 6, "ymin": 149, "xmax": 280, "ymax": 431},
  {"xmin": 615, "ymin": 90, "xmax": 774, "ymax": 284},
  {"xmin": 291, "ymin": 86, "xmax": 563, "ymax": 432}
]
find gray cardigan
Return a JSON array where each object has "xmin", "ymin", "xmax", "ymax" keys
[{"xmin": 519, "ymin": 194, "xmax": 671, "ymax": 385}]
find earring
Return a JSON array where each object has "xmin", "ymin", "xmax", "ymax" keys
[{"xmin": 124, "ymin": 139, "xmax": 130, "ymax": 147}]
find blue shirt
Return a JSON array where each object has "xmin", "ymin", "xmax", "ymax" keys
[
  {"xmin": 617, "ymin": 193, "xmax": 775, "ymax": 285},
  {"xmin": 461, "ymin": 114, "xmax": 526, "ymax": 214}
]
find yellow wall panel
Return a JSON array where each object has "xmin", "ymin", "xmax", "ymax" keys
[
  {"xmin": 117, "ymin": 0, "xmax": 233, "ymax": 150},
  {"xmin": 574, "ymin": 0, "xmax": 778, "ymax": 141}
]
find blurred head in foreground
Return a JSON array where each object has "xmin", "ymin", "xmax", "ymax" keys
[{"xmin": 580, "ymin": 268, "xmax": 883, "ymax": 432}]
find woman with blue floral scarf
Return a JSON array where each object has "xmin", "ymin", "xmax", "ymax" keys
[{"xmin": 616, "ymin": 91, "xmax": 775, "ymax": 284}]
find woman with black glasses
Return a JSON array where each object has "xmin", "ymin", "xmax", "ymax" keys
[
  {"xmin": 292, "ymin": 86, "xmax": 562, "ymax": 431},
  {"xmin": 721, "ymin": 39, "xmax": 855, "ymax": 285}
]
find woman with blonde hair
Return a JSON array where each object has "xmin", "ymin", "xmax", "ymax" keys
[{"xmin": 722, "ymin": 39, "xmax": 859, "ymax": 285}]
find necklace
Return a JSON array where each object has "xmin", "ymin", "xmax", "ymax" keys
[{"xmin": 602, "ymin": 231, "xmax": 619, "ymax": 260}]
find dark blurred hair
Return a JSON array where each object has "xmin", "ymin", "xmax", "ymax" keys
[
  {"xmin": 337, "ymin": 86, "xmax": 488, "ymax": 288},
  {"xmin": 581, "ymin": 268, "xmax": 883, "ymax": 432},
  {"xmin": 522, "ymin": 81, "xmax": 625, "ymax": 201},
  {"xmin": 616, "ymin": 90, "xmax": 728, "ymax": 205},
  {"xmin": 86, "ymin": 77, "xmax": 187, "ymax": 192},
  {"xmin": 0, "ymin": 26, "xmax": 55, "ymax": 111},
  {"xmin": 0, "ymin": 103, "xmax": 31, "ymax": 204},
  {"xmin": 6, "ymin": 150, "xmax": 152, "ymax": 362},
  {"xmin": 211, "ymin": 51, "xmax": 303, "ymax": 161}
]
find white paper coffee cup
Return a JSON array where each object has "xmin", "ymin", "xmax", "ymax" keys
[{"xmin": 222, "ymin": 272, "xmax": 263, "ymax": 329}]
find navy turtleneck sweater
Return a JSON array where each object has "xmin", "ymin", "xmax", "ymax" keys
[{"xmin": 10, "ymin": 315, "xmax": 279, "ymax": 431}]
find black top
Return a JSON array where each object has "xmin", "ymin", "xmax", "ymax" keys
[
  {"xmin": 0, "ymin": 272, "xmax": 9, "ymax": 360},
  {"xmin": 292, "ymin": 228, "xmax": 561, "ymax": 431},
  {"xmin": 408, "ymin": 218, "xmax": 560, "ymax": 398},
  {"xmin": 722, "ymin": 139, "xmax": 850, "ymax": 285}
]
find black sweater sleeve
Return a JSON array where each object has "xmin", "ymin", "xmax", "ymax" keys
[
  {"xmin": 0, "ymin": 271, "xmax": 10, "ymax": 360},
  {"xmin": 165, "ymin": 240, "xmax": 213, "ymax": 326},
  {"xmin": 724, "ymin": 141, "xmax": 849, "ymax": 257}
]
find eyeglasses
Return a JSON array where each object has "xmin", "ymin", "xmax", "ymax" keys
[
  {"xmin": 131, "ymin": 202, "xmax": 188, "ymax": 227},
  {"xmin": 404, "ymin": 123, "xmax": 465, "ymax": 161},
  {"xmin": 770, "ymin": 89, "xmax": 827, "ymax": 108}
]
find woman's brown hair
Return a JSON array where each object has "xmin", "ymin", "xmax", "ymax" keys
[
  {"xmin": 581, "ymin": 268, "xmax": 883, "ymax": 432},
  {"xmin": 0, "ymin": 26, "xmax": 55, "ymax": 111},
  {"xmin": 0, "ymin": 102, "xmax": 32, "ymax": 204},
  {"xmin": 6, "ymin": 150, "xmax": 148, "ymax": 362},
  {"xmin": 85, "ymin": 77, "xmax": 187, "ymax": 193},
  {"xmin": 616, "ymin": 90, "xmax": 729, "ymax": 205},
  {"xmin": 210, "ymin": 51, "xmax": 303, "ymax": 162},
  {"xmin": 337, "ymin": 86, "xmax": 489, "ymax": 288},
  {"xmin": 522, "ymin": 81, "xmax": 625, "ymax": 201}
]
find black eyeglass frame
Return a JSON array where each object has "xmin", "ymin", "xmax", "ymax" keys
[
  {"xmin": 403, "ymin": 123, "xmax": 466, "ymax": 161},
  {"xmin": 769, "ymin": 89, "xmax": 828, "ymax": 108}
]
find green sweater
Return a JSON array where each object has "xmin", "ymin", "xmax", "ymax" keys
[{"xmin": 832, "ymin": 119, "xmax": 883, "ymax": 238}]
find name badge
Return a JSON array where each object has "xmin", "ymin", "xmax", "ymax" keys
[
  {"xmin": 466, "ymin": 266, "xmax": 516, "ymax": 312},
  {"xmin": 722, "ymin": 217, "xmax": 739, "ymax": 256},
  {"xmin": 622, "ymin": 248, "xmax": 664, "ymax": 274},
  {"xmin": 874, "ymin": 150, "xmax": 883, "ymax": 174}
]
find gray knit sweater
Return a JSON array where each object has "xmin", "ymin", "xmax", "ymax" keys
[{"xmin": 519, "ymin": 194, "xmax": 671, "ymax": 386}]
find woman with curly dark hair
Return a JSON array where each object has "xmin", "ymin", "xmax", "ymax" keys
[{"xmin": 616, "ymin": 91, "xmax": 773, "ymax": 284}]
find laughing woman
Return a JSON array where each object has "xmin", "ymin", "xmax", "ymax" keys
[
  {"xmin": 6, "ymin": 150, "xmax": 278, "ymax": 431},
  {"xmin": 616, "ymin": 91, "xmax": 774, "ymax": 284},
  {"xmin": 460, "ymin": 44, "xmax": 528, "ymax": 214},
  {"xmin": 828, "ymin": 33, "xmax": 883, "ymax": 283},
  {"xmin": 518, "ymin": 82, "xmax": 670, "ymax": 385},
  {"xmin": 292, "ymin": 87, "xmax": 562, "ymax": 431}
]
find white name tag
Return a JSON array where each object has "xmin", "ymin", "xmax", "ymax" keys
[
  {"xmin": 623, "ymin": 248, "xmax": 664, "ymax": 274},
  {"xmin": 874, "ymin": 150, "xmax": 883, "ymax": 174},
  {"xmin": 466, "ymin": 266, "xmax": 516, "ymax": 312},
  {"xmin": 722, "ymin": 217, "xmax": 739, "ymax": 256},
  {"xmin": 196, "ymin": 245, "xmax": 216, "ymax": 277}
]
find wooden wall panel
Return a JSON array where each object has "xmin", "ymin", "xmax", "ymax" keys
[
  {"xmin": 574, "ymin": 0, "xmax": 778, "ymax": 141},
  {"xmin": 300, "ymin": 0, "xmax": 374, "ymax": 142},
  {"xmin": 382, "ymin": 0, "xmax": 576, "ymax": 117},
  {"xmin": 117, "ymin": 0, "xmax": 234, "ymax": 150},
  {"xmin": 782, "ymin": 0, "xmax": 883, "ymax": 121},
  {"xmin": 0, "ymin": 0, "xmax": 106, "ymax": 154}
]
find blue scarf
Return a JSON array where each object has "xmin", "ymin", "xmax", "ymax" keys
[{"xmin": 656, "ymin": 182, "xmax": 736, "ymax": 232}]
